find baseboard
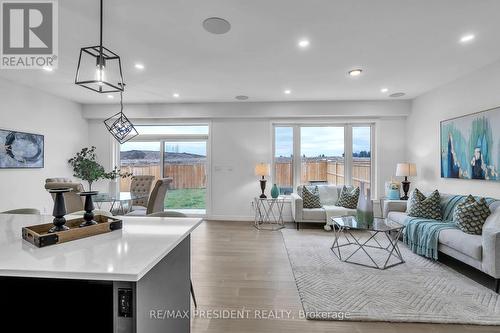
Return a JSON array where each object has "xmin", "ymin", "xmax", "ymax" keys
[{"xmin": 207, "ymin": 215, "xmax": 254, "ymax": 222}]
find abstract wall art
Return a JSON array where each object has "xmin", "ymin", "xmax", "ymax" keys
[
  {"xmin": 440, "ymin": 107, "xmax": 500, "ymax": 181},
  {"xmin": 0, "ymin": 129, "xmax": 44, "ymax": 169}
]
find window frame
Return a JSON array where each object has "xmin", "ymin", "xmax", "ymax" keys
[{"xmin": 272, "ymin": 122, "xmax": 375, "ymax": 198}]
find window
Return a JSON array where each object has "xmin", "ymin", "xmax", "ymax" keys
[
  {"xmin": 274, "ymin": 127, "xmax": 293, "ymax": 195},
  {"xmin": 163, "ymin": 141, "xmax": 207, "ymax": 210},
  {"xmin": 352, "ymin": 126, "xmax": 372, "ymax": 196},
  {"xmin": 272, "ymin": 124, "xmax": 374, "ymax": 197},
  {"xmin": 119, "ymin": 125, "xmax": 209, "ymax": 213},
  {"xmin": 300, "ymin": 126, "xmax": 344, "ymax": 186}
]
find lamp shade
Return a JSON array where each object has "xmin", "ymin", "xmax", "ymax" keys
[
  {"xmin": 255, "ymin": 163, "xmax": 270, "ymax": 177},
  {"xmin": 396, "ymin": 163, "xmax": 417, "ymax": 177}
]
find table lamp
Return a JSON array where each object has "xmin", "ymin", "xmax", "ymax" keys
[
  {"xmin": 255, "ymin": 163, "xmax": 270, "ymax": 198},
  {"xmin": 396, "ymin": 163, "xmax": 417, "ymax": 200}
]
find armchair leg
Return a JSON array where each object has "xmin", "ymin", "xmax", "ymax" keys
[
  {"xmin": 496, "ymin": 279, "xmax": 499, "ymax": 294},
  {"xmin": 296, "ymin": 222, "xmax": 300, "ymax": 230}
]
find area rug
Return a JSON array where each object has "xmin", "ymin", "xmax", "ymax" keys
[{"xmin": 281, "ymin": 229, "xmax": 500, "ymax": 325}]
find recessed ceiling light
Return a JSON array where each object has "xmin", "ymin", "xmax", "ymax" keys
[
  {"xmin": 134, "ymin": 63, "xmax": 145, "ymax": 70},
  {"xmin": 203, "ymin": 17, "xmax": 231, "ymax": 34},
  {"xmin": 389, "ymin": 92, "xmax": 406, "ymax": 98},
  {"xmin": 42, "ymin": 66, "xmax": 53, "ymax": 72},
  {"xmin": 235, "ymin": 95, "xmax": 249, "ymax": 100},
  {"xmin": 284, "ymin": 90, "xmax": 291, "ymax": 95},
  {"xmin": 298, "ymin": 39, "xmax": 310, "ymax": 48},
  {"xmin": 348, "ymin": 69, "xmax": 363, "ymax": 77},
  {"xmin": 380, "ymin": 88, "xmax": 388, "ymax": 93},
  {"xmin": 107, "ymin": 94, "xmax": 114, "ymax": 99},
  {"xmin": 460, "ymin": 34, "xmax": 475, "ymax": 43},
  {"xmin": 173, "ymin": 93, "xmax": 180, "ymax": 98}
]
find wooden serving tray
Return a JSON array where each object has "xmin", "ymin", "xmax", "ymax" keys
[{"xmin": 22, "ymin": 215, "xmax": 123, "ymax": 248}]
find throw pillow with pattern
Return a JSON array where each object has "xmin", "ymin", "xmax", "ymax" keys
[
  {"xmin": 302, "ymin": 186, "xmax": 322, "ymax": 209},
  {"xmin": 336, "ymin": 186, "xmax": 360, "ymax": 209},
  {"xmin": 407, "ymin": 189, "xmax": 442, "ymax": 220},
  {"xmin": 453, "ymin": 195, "xmax": 491, "ymax": 235}
]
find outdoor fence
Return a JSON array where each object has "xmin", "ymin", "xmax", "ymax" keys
[{"xmin": 120, "ymin": 159, "xmax": 370, "ymax": 192}]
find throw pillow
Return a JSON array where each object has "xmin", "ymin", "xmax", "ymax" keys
[
  {"xmin": 453, "ymin": 195, "xmax": 491, "ymax": 235},
  {"xmin": 302, "ymin": 186, "xmax": 322, "ymax": 209},
  {"xmin": 336, "ymin": 186, "xmax": 360, "ymax": 209},
  {"xmin": 407, "ymin": 189, "xmax": 442, "ymax": 220}
]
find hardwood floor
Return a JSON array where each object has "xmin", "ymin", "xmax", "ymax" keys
[{"xmin": 191, "ymin": 220, "xmax": 500, "ymax": 333}]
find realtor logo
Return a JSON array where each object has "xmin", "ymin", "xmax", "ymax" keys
[{"xmin": 1, "ymin": 1, "xmax": 58, "ymax": 69}]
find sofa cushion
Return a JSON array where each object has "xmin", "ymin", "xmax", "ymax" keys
[
  {"xmin": 438, "ymin": 228, "xmax": 482, "ymax": 260},
  {"xmin": 453, "ymin": 195, "xmax": 491, "ymax": 235},
  {"xmin": 318, "ymin": 185, "xmax": 340, "ymax": 206},
  {"xmin": 337, "ymin": 186, "xmax": 360, "ymax": 209},
  {"xmin": 387, "ymin": 211, "xmax": 409, "ymax": 226},
  {"xmin": 408, "ymin": 189, "xmax": 442, "ymax": 220},
  {"xmin": 302, "ymin": 208, "xmax": 326, "ymax": 221},
  {"xmin": 323, "ymin": 205, "xmax": 356, "ymax": 218},
  {"xmin": 302, "ymin": 186, "xmax": 322, "ymax": 208}
]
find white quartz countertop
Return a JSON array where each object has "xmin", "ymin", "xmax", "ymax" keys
[{"xmin": 0, "ymin": 214, "xmax": 202, "ymax": 282}]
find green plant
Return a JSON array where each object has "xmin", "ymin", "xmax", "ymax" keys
[{"xmin": 68, "ymin": 146, "xmax": 131, "ymax": 191}]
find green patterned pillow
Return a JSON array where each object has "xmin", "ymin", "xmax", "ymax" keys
[
  {"xmin": 336, "ymin": 186, "xmax": 360, "ymax": 209},
  {"xmin": 408, "ymin": 189, "xmax": 442, "ymax": 220},
  {"xmin": 453, "ymin": 195, "xmax": 491, "ymax": 235},
  {"xmin": 302, "ymin": 186, "xmax": 322, "ymax": 209}
]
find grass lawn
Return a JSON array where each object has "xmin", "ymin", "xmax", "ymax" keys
[{"xmin": 165, "ymin": 188, "xmax": 206, "ymax": 209}]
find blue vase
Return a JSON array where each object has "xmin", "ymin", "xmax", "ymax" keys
[{"xmin": 271, "ymin": 184, "xmax": 280, "ymax": 198}]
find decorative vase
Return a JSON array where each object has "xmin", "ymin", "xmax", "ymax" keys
[
  {"xmin": 271, "ymin": 184, "xmax": 280, "ymax": 198},
  {"xmin": 79, "ymin": 191, "xmax": 99, "ymax": 227},
  {"xmin": 48, "ymin": 188, "xmax": 71, "ymax": 233},
  {"xmin": 356, "ymin": 182, "xmax": 374, "ymax": 227}
]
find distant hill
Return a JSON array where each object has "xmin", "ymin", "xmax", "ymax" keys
[{"xmin": 120, "ymin": 150, "xmax": 206, "ymax": 165}]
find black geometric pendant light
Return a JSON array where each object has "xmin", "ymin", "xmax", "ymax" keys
[
  {"xmin": 104, "ymin": 91, "xmax": 138, "ymax": 144},
  {"xmin": 75, "ymin": 0, "xmax": 124, "ymax": 93}
]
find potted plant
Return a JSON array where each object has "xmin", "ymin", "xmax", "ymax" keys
[{"xmin": 68, "ymin": 146, "xmax": 131, "ymax": 192}]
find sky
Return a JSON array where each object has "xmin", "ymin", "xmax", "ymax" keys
[{"xmin": 275, "ymin": 126, "xmax": 371, "ymax": 157}]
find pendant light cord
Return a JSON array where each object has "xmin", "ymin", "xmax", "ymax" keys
[
  {"xmin": 99, "ymin": 0, "xmax": 103, "ymax": 50},
  {"xmin": 120, "ymin": 91, "xmax": 124, "ymax": 113}
]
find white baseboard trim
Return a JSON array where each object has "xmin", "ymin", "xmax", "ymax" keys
[{"xmin": 206, "ymin": 215, "xmax": 254, "ymax": 221}]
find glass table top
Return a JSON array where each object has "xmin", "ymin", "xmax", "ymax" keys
[
  {"xmin": 93, "ymin": 192, "xmax": 148, "ymax": 203},
  {"xmin": 330, "ymin": 216, "xmax": 404, "ymax": 232}
]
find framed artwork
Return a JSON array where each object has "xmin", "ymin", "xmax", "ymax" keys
[
  {"xmin": 0, "ymin": 129, "xmax": 44, "ymax": 169},
  {"xmin": 440, "ymin": 107, "xmax": 500, "ymax": 181}
]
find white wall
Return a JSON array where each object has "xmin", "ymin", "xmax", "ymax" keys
[
  {"xmin": 85, "ymin": 100, "xmax": 409, "ymax": 220},
  {"xmin": 0, "ymin": 77, "xmax": 88, "ymax": 213},
  {"xmin": 408, "ymin": 59, "xmax": 500, "ymax": 198}
]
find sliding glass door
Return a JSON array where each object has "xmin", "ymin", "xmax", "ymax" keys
[
  {"xmin": 119, "ymin": 125, "xmax": 209, "ymax": 214},
  {"xmin": 163, "ymin": 141, "xmax": 207, "ymax": 211}
]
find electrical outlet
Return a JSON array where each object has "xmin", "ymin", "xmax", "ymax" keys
[{"xmin": 118, "ymin": 288, "xmax": 133, "ymax": 317}]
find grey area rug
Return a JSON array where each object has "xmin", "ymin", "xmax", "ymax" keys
[{"xmin": 281, "ymin": 229, "xmax": 500, "ymax": 325}]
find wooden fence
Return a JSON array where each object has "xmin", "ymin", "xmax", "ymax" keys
[
  {"xmin": 120, "ymin": 160, "xmax": 370, "ymax": 191},
  {"xmin": 275, "ymin": 159, "xmax": 370, "ymax": 190},
  {"xmin": 120, "ymin": 164, "xmax": 207, "ymax": 191}
]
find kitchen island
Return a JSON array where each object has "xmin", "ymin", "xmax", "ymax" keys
[{"xmin": 0, "ymin": 214, "xmax": 202, "ymax": 333}]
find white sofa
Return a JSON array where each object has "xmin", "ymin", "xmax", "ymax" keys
[
  {"xmin": 386, "ymin": 193, "xmax": 500, "ymax": 292},
  {"xmin": 291, "ymin": 185, "xmax": 357, "ymax": 230}
]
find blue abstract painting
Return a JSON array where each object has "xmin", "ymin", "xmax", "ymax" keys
[
  {"xmin": 0, "ymin": 129, "xmax": 44, "ymax": 168},
  {"xmin": 441, "ymin": 107, "xmax": 500, "ymax": 181}
]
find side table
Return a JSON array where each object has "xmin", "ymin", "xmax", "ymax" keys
[{"xmin": 253, "ymin": 197, "xmax": 286, "ymax": 231}]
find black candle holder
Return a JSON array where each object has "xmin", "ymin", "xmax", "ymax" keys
[
  {"xmin": 48, "ymin": 188, "xmax": 71, "ymax": 233},
  {"xmin": 79, "ymin": 191, "xmax": 99, "ymax": 227}
]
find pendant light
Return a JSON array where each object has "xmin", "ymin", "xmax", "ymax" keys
[
  {"xmin": 75, "ymin": 0, "xmax": 124, "ymax": 93},
  {"xmin": 104, "ymin": 91, "xmax": 138, "ymax": 144}
]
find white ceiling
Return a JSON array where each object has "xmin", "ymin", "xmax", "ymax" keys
[{"xmin": 1, "ymin": 0, "xmax": 500, "ymax": 104}]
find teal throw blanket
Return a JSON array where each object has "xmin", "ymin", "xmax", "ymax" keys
[{"xmin": 403, "ymin": 217, "xmax": 456, "ymax": 260}]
